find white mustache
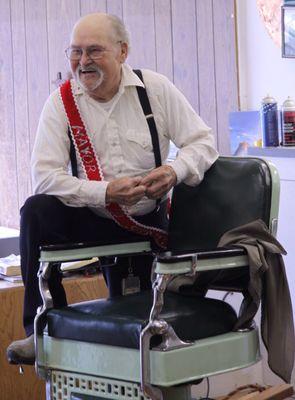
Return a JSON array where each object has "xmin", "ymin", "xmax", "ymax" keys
[
  {"xmin": 78, "ymin": 65, "xmax": 101, "ymax": 73},
  {"xmin": 75, "ymin": 64, "xmax": 104, "ymax": 91}
]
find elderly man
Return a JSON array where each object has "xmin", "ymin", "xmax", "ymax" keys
[{"xmin": 7, "ymin": 13, "xmax": 218, "ymax": 364}]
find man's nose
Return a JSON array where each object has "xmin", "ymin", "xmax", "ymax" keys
[{"xmin": 79, "ymin": 50, "xmax": 92, "ymax": 65}]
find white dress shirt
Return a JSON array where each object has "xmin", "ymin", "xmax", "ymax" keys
[{"xmin": 31, "ymin": 64, "xmax": 218, "ymax": 217}]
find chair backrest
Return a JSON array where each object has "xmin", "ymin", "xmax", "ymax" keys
[{"xmin": 168, "ymin": 156, "xmax": 277, "ymax": 252}]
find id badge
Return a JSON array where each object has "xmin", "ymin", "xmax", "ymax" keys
[{"xmin": 122, "ymin": 275, "xmax": 141, "ymax": 295}]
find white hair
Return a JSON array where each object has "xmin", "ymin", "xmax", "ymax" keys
[{"xmin": 107, "ymin": 14, "xmax": 130, "ymax": 46}]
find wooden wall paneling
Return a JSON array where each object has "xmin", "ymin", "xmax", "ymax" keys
[
  {"xmin": 25, "ymin": 0, "xmax": 50, "ymax": 158},
  {"xmin": 171, "ymin": 0, "xmax": 199, "ymax": 113},
  {"xmin": 106, "ymin": 0, "xmax": 123, "ymax": 18},
  {"xmin": 212, "ymin": 0, "xmax": 238, "ymax": 155},
  {"xmin": 0, "ymin": 0, "xmax": 20, "ymax": 228},
  {"xmin": 122, "ymin": 0, "xmax": 156, "ymax": 70},
  {"xmin": 0, "ymin": 285, "xmax": 45, "ymax": 400},
  {"xmin": 154, "ymin": 0, "xmax": 173, "ymax": 82},
  {"xmin": 195, "ymin": 0, "xmax": 217, "ymax": 144},
  {"xmin": 80, "ymin": 0, "xmax": 107, "ymax": 16},
  {"xmin": 11, "ymin": 0, "xmax": 32, "ymax": 213},
  {"xmin": 0, "ymin": 274, "xmax": 107, "ymax": 400},
  {"xmin": 47, "ymin": 0, "xmax": 80, "ymax": 92}
]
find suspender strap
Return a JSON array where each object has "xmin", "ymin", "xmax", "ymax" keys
[
  {"xmin": 133, "ymin": 69, "xmax": 162, "ymax": 169},
  {"xmin": 60, "ymin": 79, "xmax": 168, "ymax": 249},
  {"xmin": 68, "ymin": 127, "xmax": 78, "ymax": 178},
  {"xmin": 68, "ymin": 70, "xmax": 162, "ymax": 178}
]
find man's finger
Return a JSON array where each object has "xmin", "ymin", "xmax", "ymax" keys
[
  {"xmin": 140, "ymin": 169, "xmax": 163, "ymax": 185},
  {"xmin": 145, "ymin": 189, "xmax": 165, "ymax": 200},
  {"xmin": 145, "ymin": 181, "xmax": 163, "ymax": 194},
  {"xmin": 140, "ymin": 175, "xmax": 155, "ymax": 186},
  {"xmin": 131, "ymin": 176, "xmax": 144, "ymax": 186},
  {"xmin": 130, "ymin": 185, "xmax": 146, "ymax": 196}
]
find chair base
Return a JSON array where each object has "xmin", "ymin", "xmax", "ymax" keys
[
  {"xmin": 47, "ymin": 370, "xmax": 192, "ymax": 400},
  {"xmin": 37, "ymin": 327, "xmax": 260, "ymax": 392}
]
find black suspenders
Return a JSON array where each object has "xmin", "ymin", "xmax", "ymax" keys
[
  {"xmin": 132, "ymin": 69, "xmax": 162, "ymax": 170},
  {"xmin": 68, "ymin": 69, "xmax": 162, "ymax": 178},
  {"xmin": 68, "ymin": 126, "xmax": 78, "ymax": 178}
]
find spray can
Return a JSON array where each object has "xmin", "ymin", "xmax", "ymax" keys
[
  {"xmin": 282, "ymin": 96, "xmax": 295, "ymax": 146},
  {"xmin": 261, "ymin": 95, "xmax": 279, "ymax": 147}
]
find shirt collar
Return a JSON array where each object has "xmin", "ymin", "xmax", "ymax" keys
[
  {"xmin": 120, "ymin": 64, "xmax": 145, "ymax": 89},
  {"xmin": 71, "ymin": 63, "xmax": 145, "ymax": 97}
]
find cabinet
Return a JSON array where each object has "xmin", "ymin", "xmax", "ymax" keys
[{"xmin": 0, "ymin": 274, "xmax": 108, "ymax": 400}]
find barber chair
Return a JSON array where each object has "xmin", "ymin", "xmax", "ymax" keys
[{"xmin": 34, "ymin": 156, "xmax": 279, "ymax": 400}]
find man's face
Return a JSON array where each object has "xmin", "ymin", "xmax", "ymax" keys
[{"xmin": 69, "ymin": 20, "xmax": 127, "ymax": 96}]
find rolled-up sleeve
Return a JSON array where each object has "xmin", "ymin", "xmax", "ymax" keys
[{"xmin": 150, "ymin": 74, "xmax": 219, "ymax": 186}]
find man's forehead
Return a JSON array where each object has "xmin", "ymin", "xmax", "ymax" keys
[{"xmin": 70, "ymin": 16, "xmax": 115, "ymax": 45}]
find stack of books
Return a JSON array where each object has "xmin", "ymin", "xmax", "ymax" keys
[
  {"xmin": 0, "ymin": 255, "xmax": 100, "ymax": 283},
  {"xmin": 61, "ymin": 257, "xmax": 100, "ymax": 274},
  {"xmin": 0, "ymin": 254, "xmax": 22, "ymax": 282}
]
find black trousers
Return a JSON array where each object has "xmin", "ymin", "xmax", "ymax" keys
[{"xmin": 20, "ymin": 194, "xmax": 168, "ymax": 336}]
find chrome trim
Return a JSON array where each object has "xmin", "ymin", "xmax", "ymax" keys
[
  {"xmin": 140, "ymin": 273, "xmax": 192, "ymax": 399},
  {"xmin": 271, "ymin": 218, "xmax": 278, "ymax": 237},
  {"xmin": 191, "ymin": 253, "xmax": 198, "ymax": 274},
  {"xmin": 140, "ymin": 274, "xmax": 170, "ymax": 400},
  {"xmin": 155, "ymin": 325, "xmax": 192, "ymax": 351},
  {"xmin": 34, "ymin": 261, "xmax": 54, "ymax": 377},
  {"xmin": 237, "ymin": 321, "xmax": 256, "ymax": 333}
]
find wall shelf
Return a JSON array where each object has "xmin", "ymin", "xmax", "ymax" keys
[{"xmin": 248, "ymin": 146, "xmax": 295, "ymax": 158}]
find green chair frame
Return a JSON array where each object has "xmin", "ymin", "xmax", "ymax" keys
[{"xmin": 34, "ymin": 156, "xmax": 280, "ymax": 400}]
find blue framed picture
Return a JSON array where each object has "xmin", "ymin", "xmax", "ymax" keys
[{"xmin": 229, "ymin": 111, "xmax": 261, "ymax": 156}]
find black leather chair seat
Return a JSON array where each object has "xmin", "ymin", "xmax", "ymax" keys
[{"xmin": 47, "ymin": 291, "xmax": 237, "ymax": 349}]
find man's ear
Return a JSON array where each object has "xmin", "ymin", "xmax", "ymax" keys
[{"xmin": 119, "ymin": 42, "xmax": 128, "ymax": 63}]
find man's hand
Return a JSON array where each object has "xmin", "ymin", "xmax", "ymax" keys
[
  {"xmin": 106, "ymin": 176, "xmax": 146, "ymax": 206},
  {"xmin": 140, "ymin": 165, "xmax": 177, "ymax": 200}
]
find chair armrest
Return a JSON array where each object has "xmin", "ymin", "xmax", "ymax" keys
[
  {"xmin": 155, "ymin": 247, "xmax": 247, "ymax": 275},
  {"xmin": 39, "ymin": 240, "xmax": 152, "ymax": 263}
]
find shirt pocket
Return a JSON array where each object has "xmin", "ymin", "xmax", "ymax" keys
[
  {"xmin": 126, "ymin": 129, "xmax": 153, "ymax": 149},
  {"xmin": 125, "ymin": 129, "xmax": 155, "ymax": 169}
]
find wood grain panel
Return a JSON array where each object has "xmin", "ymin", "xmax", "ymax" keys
[
  {"xmin": 25, "ymin": 0, "xmax": 50, "ymax": 155},
  {"xmin": 171, "ymin": 0, "xmax": 199, "ymax": 113},
  {"xmin": 0, "ymin": 0, "xmax": 19, "ymax": 228},
  {"xmin": 0, "ymin": 285, "xmax": 44, "ymax": 400},
  {"xmin": 64, "ymin": 273, "xmax": 108, "ymax": 303},
  {"xmin": 0, "ymin": 274, "xmax": 107, "ymax": 400},
  {"xmin": 123, "ymin": 0, "xmax": 156, "ymax": 70},
  {"xmin": 80, "ymin": 0, "xmax": 107, "ymax": 16},
  {"xmin": 154, "ymin": 0, "xmax": 173, "ymax": 82},
  {"xmin": 11, "ymin": 0, "xmax": 32, "ymax": 212},
  {"xmin": 195, "ymin": 0, "xmax": 217, "ymax": 142},
  {"xmin": 47, "ymin": 0, "xmax": 80, "ymax": 92},
  {"xmin": 213, "ymin": 0, "xmax": 238, "ymax": 155},
  {"xmin": 107, "ymin": 0, "xmax": 123, "ymax": 18}
]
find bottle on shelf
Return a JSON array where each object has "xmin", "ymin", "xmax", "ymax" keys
[
  {"xmin": 260, "ymin": 94, "xmax": 280, "ymax": 147},
  {"xmin": 281, "ymin": 96, "xmax": 295, "ymax": 146}
]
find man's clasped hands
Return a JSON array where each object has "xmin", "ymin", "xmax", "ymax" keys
[{"xmin": 106, "ymin": 165, "xmax": 177, "ymax": 206}]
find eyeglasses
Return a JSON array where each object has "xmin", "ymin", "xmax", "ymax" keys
[{"xmin": 65, "ymin": 42, "xmax": 122, "ymax": 61}]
